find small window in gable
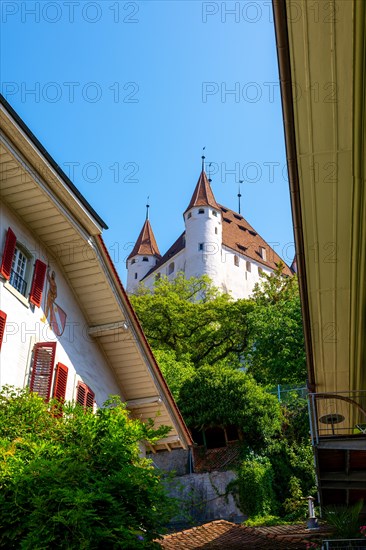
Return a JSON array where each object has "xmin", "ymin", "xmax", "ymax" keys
[
  {"xmin": 212, "ymin": 210, "xmax": 217, "ymax": 217},
  {"xmin": 198, "ymin": 208, "xmax": 205, "ymax": 214},
  {"xmin": 168, "ymin": 262, "xmax": 174, "ymax": 275},
  {"xmin": 134, "ymin": 273, "xmax": 138, "ymax": 280},
  {"xmin": 246, "ymin": 261, "xmax": 251, "ymax": 272},
  {"xmin": 198, "ymin": 243, "xmax": 204, "ymax": 251},
  {"xmin": 187, "ymin": 212, "xmax": 192, "ymax": 219},
  {"xmin": 215, "ymin": 227, "xmax": 218, "ymax": 235},
  {"xmin": 131, "ymin": 259, "xmax": 136, "ymax": 264},
  {"xmin": 234, "ymin": 255, "xmax": 239, "ymax": 267},
  {"xmin": 142, "ymin": 257, "xmax": 149, "ymax": 262}
]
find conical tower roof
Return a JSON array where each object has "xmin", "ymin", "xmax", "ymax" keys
[
  {"xmin": 127, "ymin": 219, "xmax": 161, "ymax": 260},
  {"xmin": 184, "ymin": 170, "xmax": 220, "ymax": 213}
]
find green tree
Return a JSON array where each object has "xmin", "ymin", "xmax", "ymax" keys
[
  {"xmin": 0, "ymin": 387, "xmax": 175, "ymax": 549},
  {"xmin": 178, "ymin": 365, "xmax": 282, "ymax": 451},
  {"xmin": 131, "ymin": 273, "xmax": 254, "ymax": 369},
  {"xmin": 245, "ymin": 266, "xmax": 306, "ymax": 385}
]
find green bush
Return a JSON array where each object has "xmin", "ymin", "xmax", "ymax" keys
[
  {"xmin": 0, "ymin": 387, "xmax": 176, "ymax": 549},
  {"xmin": 228, "ymin": 455, "xmax": 277, "ymax": 517}
]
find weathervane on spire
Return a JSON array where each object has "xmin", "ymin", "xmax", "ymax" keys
[
  {"xmin": 146, "ymin": 196, "xmax": 150, "ymax": 220},
  {"xmin": 238, "ymin": 181, "xmax": 243, "ymax": 214},
  {"xmin": 201, "ymin": 146, "xmax": 206, "ymax": 172}
]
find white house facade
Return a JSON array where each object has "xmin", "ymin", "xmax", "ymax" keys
[
  {"xmin": 0, "ymin": 95, "xmax": 191, "ymax": 453},
  {"xmin": 126, "ymin": 170, "xmax": 292, "ymax": 297}
]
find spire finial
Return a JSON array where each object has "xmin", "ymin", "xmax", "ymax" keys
[
  {"xmin": 146, "ymin": 196, "xmax": 150, "ymax": 220},
  {"xmin": 201, "ymin": 146, "xmax": 206, "ymax": 172},
  {"xmin": 238, "ymin": 181, "xmax": 243, "ymax": 214}
]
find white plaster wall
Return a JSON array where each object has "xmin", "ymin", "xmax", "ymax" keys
[
  {"xmin": 221, "ymin": 247, "xmax": 272, "ymax": 300},
  {"xmin": 126, "ymin": 254, "xmax": 158, "ymax": 294},
  {"xmin": 0, "ymin": 206, "xmax": 122, "ymax": 407},
  {"xmin": 184, "ymin": 207, "xmax": 223, "ymax": 283}
]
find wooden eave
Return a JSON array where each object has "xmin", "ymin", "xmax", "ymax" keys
[{"xmin": 273, "ymin": 0, "xmax": 366, "ymax": 395}]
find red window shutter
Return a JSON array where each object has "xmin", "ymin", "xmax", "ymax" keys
[
  {"xmin": 0, "ymin": 311, "xmax": 7, "ymax": 350},
  {"xmin": 76, "ymin": 382, "xmax": 94, "ymax": 409},
  {"xmin": 86, "ymin": 389, "xmax": 95, "ymax": 409},
  {"xmin": 0, "ymin": 228, "xmax": 16, "ymax": 280},
  {"xmin": 29, "ymin": 260, "xmax": 47, "ymax": 307},
  {"xmin": 53, "ymin": 362, "xmax": 68, "ymax": 401},
  {"xmin": 29, "ymin": 342, "xmax": 57, "ymax": 401}
]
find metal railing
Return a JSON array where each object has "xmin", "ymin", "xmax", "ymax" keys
[
  {"xmin": 9, "ymin": 269, "xmax": 27, "ymax": 296},
  {"xmin": 308, "ymin": 391, "xmax": 366, "ymax": 443}
]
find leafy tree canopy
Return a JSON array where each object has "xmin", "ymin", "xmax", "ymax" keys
[
  {"xmin": 245, "ymin": 265, "xmax": 307, "ymax": 385},
  {"xmin": 0, "ymin": 387, "xmax": 175, "ymax": 549},
  {"xmin": 131, "ymin": 273, "xmax": 254, "ymax": 368},
  {"xmin": 178, "ymin": 365, "xmax": 282, "ymax": 451}
]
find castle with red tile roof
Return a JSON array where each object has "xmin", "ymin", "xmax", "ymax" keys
[{"xmin": 126, "ymin": 168, "xmax": 291, "ymax": 297}]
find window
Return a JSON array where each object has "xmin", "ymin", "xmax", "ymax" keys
[
  {"xmin": 187, "ymin": 212, "xmax": 192, "ymax": 219},
  {"xmin": 215, "ymin": 227, "xmax": 218, "ymax": 234},
  {"xmin": 212, "ymin": 210, "xmax": 217, "ymax": 217},
  {"xmin": 168, "ymin": 262, "xmax": 174, "ymax": 275},
  {"xmin": 1, "ymin": 227, "xmax": 47, "ymax": 304},
  {"xmin": 76, "ymin": 382, "xmax": 95, "ymax": 409},
  {"xmin": 29, "ymin": 342, "xmax": 57, "ymax": 401},
  {"xmin": 198, "ymin": 243, "xmax": 204, "ymax": 251},
  {"xmin": 198, "ymin": 208, "xmax": 205, "ymax": 214},
  {"xmin": 142, "ymin": 257, "xmax": 149, "ymax": 262},
  {"xmin": 155, "ymin": 273, "xmax": 161, "ymax": 281},
  {"xmin": 258, "ymin": 267, "xmax": 264, "ymax": 277},
  {"xmin": 234, "ymin": 255, "xmax": 239, "ymax": 267},
  {"xmin": 0, "ymin": 310, "xmax": 7, "ymax": 350},
  {"xmin": 134, "ymin": 273, "xmax": 138, "ymax": 279},
  {"xmin": 246, "ymin": 261, "xmax": 251, "ymax": 272},
  {"xmin": 131, "ymin": 259, "xmax": 136, "ymax": 264}
]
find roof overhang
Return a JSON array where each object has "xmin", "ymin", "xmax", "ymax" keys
[{"xmin": 273, "ymin": 0, "xmax": 366, "ymax": 393}]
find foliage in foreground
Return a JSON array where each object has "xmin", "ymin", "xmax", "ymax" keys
[
  {"xmin": 0, "ymin": 387, "xmax": 175, "ymax": 549},
  {"xmin": 323, "ymin": 500, "xmax": 364, "ymax": 538}
]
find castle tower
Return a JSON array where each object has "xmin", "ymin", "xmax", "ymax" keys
[
  {"xmin": 183, "ymin": 169, "xmax": 223, "ymax": 283},
  {"xmin": 126, "ymin": 217, "xmax": 161, "ymax": 294}
]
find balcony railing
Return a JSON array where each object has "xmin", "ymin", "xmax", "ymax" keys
[
  {"xmin": 9, "ymin": 269, "xmax": 27, "ymax": 296},
  {"xmin": 308, "ymin": 391, "xmax": 366, "ymax": 444}
]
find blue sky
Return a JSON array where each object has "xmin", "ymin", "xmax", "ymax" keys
[{"xmin": 1, "ymin": 0, "xmax": 294, "ymax": 283}]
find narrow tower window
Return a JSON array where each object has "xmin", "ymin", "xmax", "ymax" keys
[
  {"xmin": 187, "ymin": 212, "xmax": 192, "ymax": 219},
  {"xmin": 134, "ymin": 273, "xmax": 138, "ymax": 279},
  {"xmin": 234, "ymin": 255, "xmax": 239, "ymax": 267},
  {"xmin": 215, "ymin": 227, "xmax": 218, "ymax": 234},
  {"xmin": 142, "ymin": 257, "xmax": 149, "ymax": 262},
  {"xmin": 259, "ymin": 246, "xmax": 267, "ymax": 261},
  {"xmin": 246, "ymin": 261, "xmax": 251, "ymax": 272},
  {"xmin": 168, "ymin": 262, "xmax": 174, "ymax": 275},
  {"xmin": 198, "ymin": 208, "xmax": 205, "ymax": 214},
  {"xmin": 212, "ymin": 210, "xmax": 217, "ymax": 217},
  {"xmin": 198, "ymin": 243, "xmax": 204, "ymax": 251}
]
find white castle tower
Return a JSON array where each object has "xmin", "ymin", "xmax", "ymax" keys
[
  {"xmin": 126, "ymin": 161, "xmax": 292, "ymax": 298},
  {"xmin": 183, "ymin": 168, "xmax": 223, "ymax": 282},
  {"xmin": 126, "ymin": 207, "xmax": 161, "ymax": 294}
]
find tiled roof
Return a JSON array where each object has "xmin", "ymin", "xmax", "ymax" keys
[
  {"xmin": 219, "ymin": 205, "xmax": 293, "ymax": 276},
  {"xmin": 142, "ymin": 232, "xmax": 185, "ymax": 280},
  {"xmin": 159, "ymin": 520, "xmax": 329, "ymax": 549},
  {"xmin": 193, "ymin": 443, "xmax": 241, "ymax": 473},
  {"xmin": 127, "ymin": 219, "xmax": 161, "ymax": 261},
  {"xmin": 185, "ymin": 171, "xmax": 220, "ymax": 213},
  {"xmin": 142, "ymin": 204, "xmax": 292, "ymax": 279}
]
